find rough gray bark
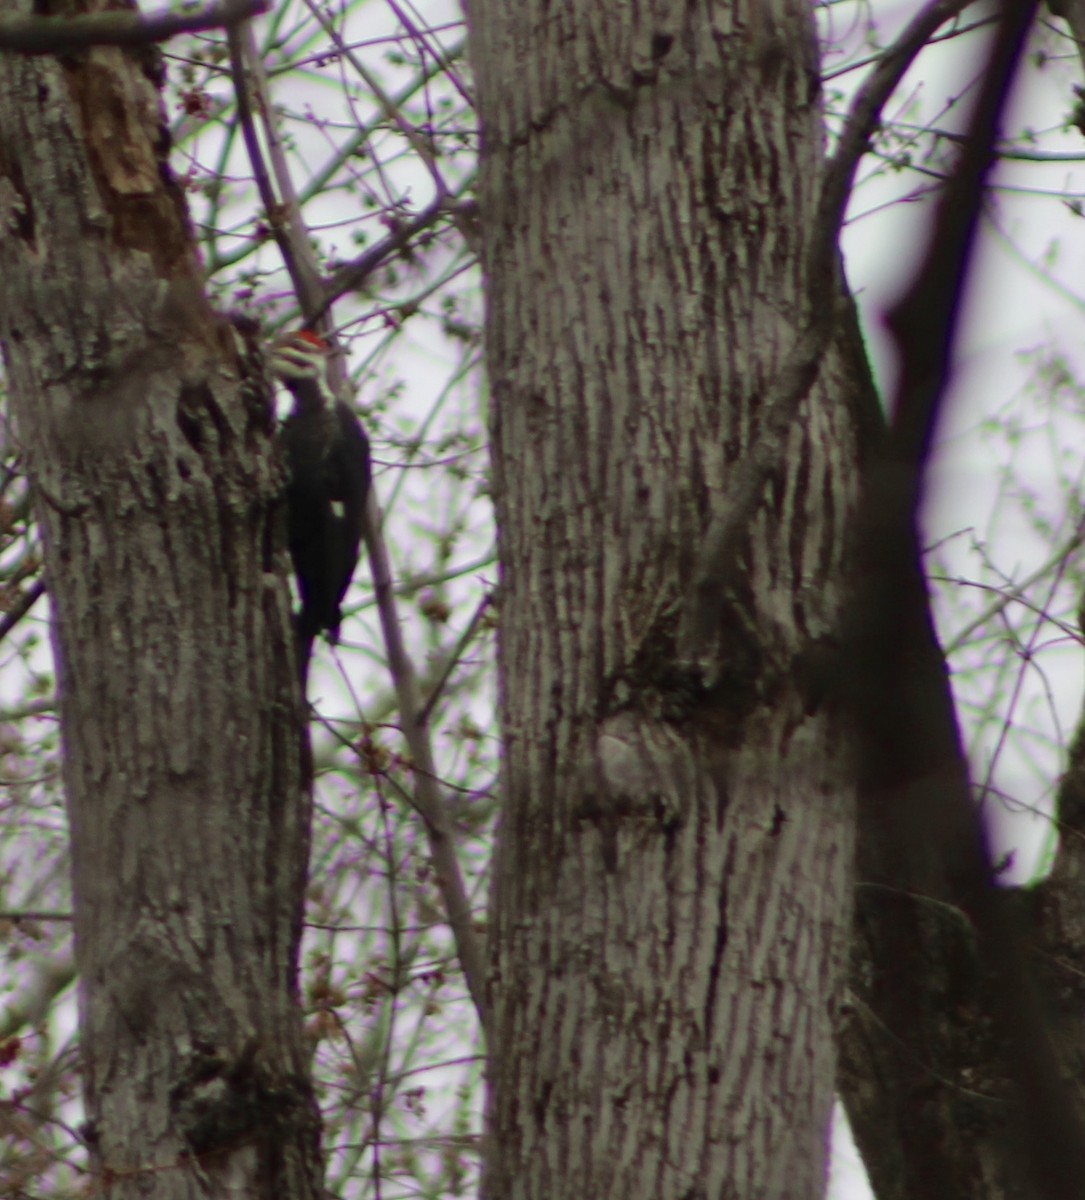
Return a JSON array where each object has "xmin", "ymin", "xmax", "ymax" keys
[
  {"xmin": 0, "ymin": 8, "xmax": 322, "ymax": 1198},
  {"xmin": 470, "ymin": 2, "xmax": 863, "ymax": 1196}
]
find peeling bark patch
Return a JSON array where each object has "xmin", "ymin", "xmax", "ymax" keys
[{"xmin": 62, "ymin": 51, "xmax": 195, "ymax": 275}]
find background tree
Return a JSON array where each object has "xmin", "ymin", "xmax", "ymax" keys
[{"xmin": 2, "ymin": 1, "xmax": 1085, "ymax": 1198}]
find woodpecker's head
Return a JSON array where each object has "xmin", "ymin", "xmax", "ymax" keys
[
  {"xmin": 270, "ymin": 329, "xmax": 330, "ymax": 383},
  {"xmin": 270, "ymin": 330, "xmax": 336, "ymax": 413}
]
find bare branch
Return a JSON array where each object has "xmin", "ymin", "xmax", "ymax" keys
[
  {"xmin": 318, "ymin": 196, "xmax": 454, "ymax": 318},
  {"xmin": 821, "ymin": 0, "xmax": 979, "ymax": 244},
  {"xmin": 0, "ymin": 0, "xmax": 265, "ymax": 54},
  {"xmin": 226, "ymin": 23, "xmax": 325, "ymax": 325},
  {"xmin": 417, "ymin": 591, "xmax": 495, "ymax": 729},
  {"xmin": 363, "ymin": 498, "xmax": 489, "ymax": 1024}
]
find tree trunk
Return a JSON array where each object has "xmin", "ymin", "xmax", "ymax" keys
[
  {"xmin": 470, "ymin": 2, "xmax": 863, "ymax": 1195},
  {"xmin": 0, "ymin": 13, "xmax": 323, "ymax": 1199},
  {"xmin": 838, "ymin": 579, "xmax": 1019, "ymax": 1200},
  {"xmin": 839, "ymin": 584, "xmax": 1085, "ymax": 1200}
]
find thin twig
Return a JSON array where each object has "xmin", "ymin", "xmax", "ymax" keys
[
  {"xmin": 942, "ymin": 519, "xmax": 1085, "ymax": 656},
  {"xmin": 383, "ymin": 0, "xmax": 474, "ymax": 106},
  {"xmin": 0, "ymin": 577, "xmax": 45, "ymax": 644},
  {"xmin": 205, "ymin": 41, "xmax": 468, "ymax": 276},
  {"xmin": 317, "ymin": 194, "xmax": 453, "ymax": 321},
  {"xmin": 297, "ymin": 0, "xmax": 449, "ymax": 197},
  {"xmin": 417, "ymin": 591, "xmax": 495, "ymax": 729}
]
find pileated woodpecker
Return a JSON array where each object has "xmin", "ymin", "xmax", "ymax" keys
[{"xmin": 269, "ymin": 331, "xmax": 371, "ymax": 675}]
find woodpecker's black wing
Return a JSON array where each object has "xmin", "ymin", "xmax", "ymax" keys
[
  {"xmin": 281, "ymin": 402, "xmax": 369, "ymax": 647},
  {"xmin": 319, "ymin": 399, "xmax": 371, "ymax": 642},
  {"xmin": 282, "ymin": 411, "xmax": 339, "ymax": 647}
]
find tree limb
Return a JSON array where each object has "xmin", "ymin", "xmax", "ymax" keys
[
  {"xmin": 0, "ymin": 577, "xmax": 44, "ymax": 644},
  {"xmin": 0, "ymin": 0, "xmax": 265, "ymax": 54}
]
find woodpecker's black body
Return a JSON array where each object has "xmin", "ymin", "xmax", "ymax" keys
[{"xmin": 271, "ymin": 333, "xmax": 370, "ymax": 676}]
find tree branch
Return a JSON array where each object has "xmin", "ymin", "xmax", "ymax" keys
[
  {"xmin": 0, "ymin": 577, "xmax": 45, "ymax": 644},
  {"xmin": 226, "ymin": 21, "xmax": 324, "ymax": 324},
  {"xmin": 0, "ymin": 0, "xmax": 265, "ymax": 54},
  {"xmin": 317, "ymin": 195, "xmax": 453, "ymax": 319}
]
